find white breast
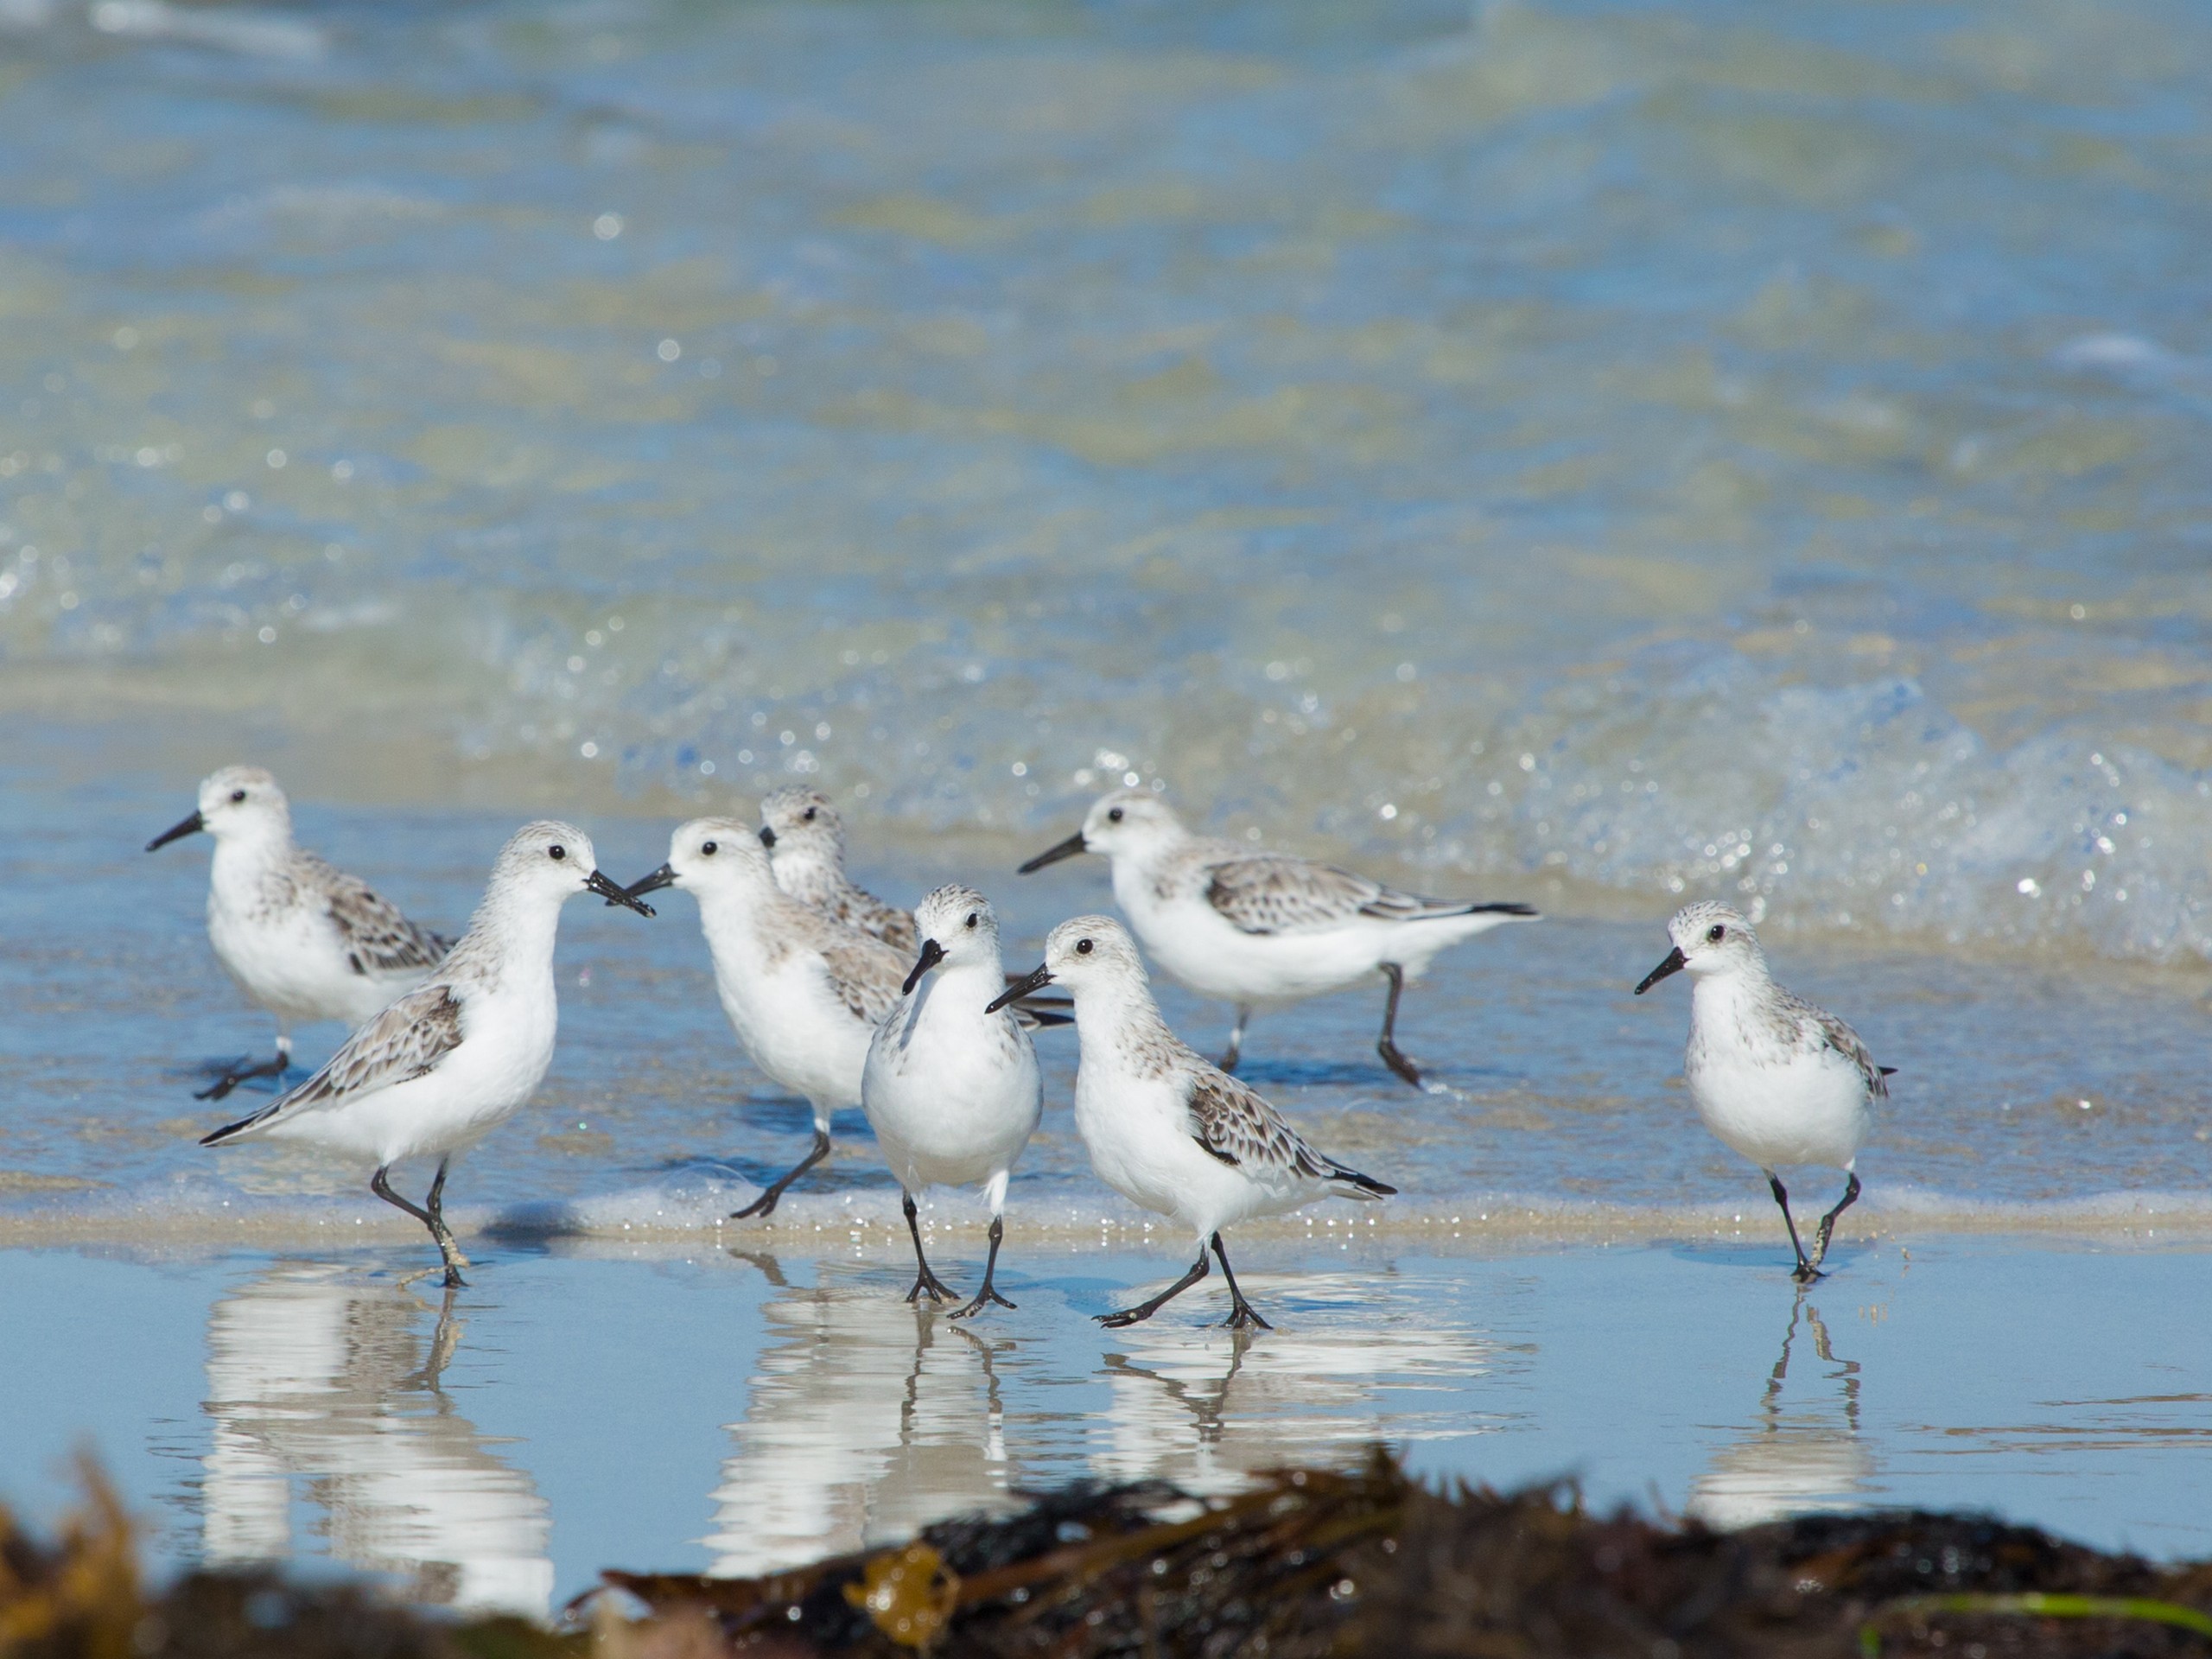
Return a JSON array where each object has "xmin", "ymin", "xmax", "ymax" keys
[
  {"xmin": 1684, "ymin": 982, "xmax": 1870, "ymax": 1172},
  {"xmin": 862, "ymin": 979, "xmax": 1041, "ymax": 1194}
]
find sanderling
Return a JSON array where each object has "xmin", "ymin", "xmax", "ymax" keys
[
  {"xmin": 630, "ymin": 818, "xmax": 1067, "ymax": 1220},
  {"xmin": 1636, "ymin": 901, "xmax": 1891, "ymax": 1281},
  {"xmin": 758, "ymin": 785, "xmax": 918, "ymax": 953},
  {"xmin": 627, "ymin": 818, "xmax": 912, "ymax": 1218},
  {"xmin": 861, "ymin": 885, "xmax": 1042, "ymax": 1319},
  {"xmin": 148, "ymin": 766, "xmax": 452, "ymax": 1100},
  {"xmin": 200, "ymin": 821, "xmax": 653, "ymax": 1287},
  {"xmin": 1019, "ymin": 788, "xmax": 1535, "ymax": 1088},
  {"xmin": 992, "ymin": 916, "xmax": 1395, "ymax": 1330}
]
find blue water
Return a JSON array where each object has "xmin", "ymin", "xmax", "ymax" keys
[
  {"xmin": 5, "ymin": 760, "xmax": 2209, "ymax": 1235},
  {"xmin": 1, "ymin": 0, "xmax": 2209, "ymax": 959},
  {"xmin": 2, "ymin": 0, "xmax": 2209, "ymax": 1609},
  {"xmin": 6, "ymin": 1238, "xmax": 2211, "ymax": 1616}
]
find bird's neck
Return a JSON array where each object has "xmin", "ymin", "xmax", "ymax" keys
[
  {"xmin": 207, "ymin": 819, "xmax": 296, "ymax": 893},
  {"xmin": 908, "ymin": 953, "xmax": 1002, "ymax": 1028},
  {"xmin": 1688, "ymin": 962, "xmax": 1772, "ymax": 1019},
  {"xmin": 697, "ymin": 880, "xmax": 807, "ymax": 963},
  {"xmin": 445, "ymin": 888, "xmax": 563, "ymax": 993},
  {"xmin": 1071, "ymin": 982, "xmax": 1175, "ymax": 1074},
  {"xmin": 770, "ymin": 845, "xmax": 839, "ymax": 906}
]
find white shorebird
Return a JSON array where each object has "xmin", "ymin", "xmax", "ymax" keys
[
  {"xmin": 628, "ymin": 819, "xmax": 1065, "ymax": 1220},
  {"xmin": 992, "ymin": 916, "xmax": 1394, "ymax": 1330},
  {"xmin": 861, "ymin": 885, "xmax": 1042, "ymax": 1319},
  {"xmin": 200, "ymin": 821, "xmax": 654, "ymax": 1287},
  {"xmin": 758, "ymin": 785, "xmax": 918, "ymax": 953},
  {"xmin": 1020, "ymin": 788, "xmax": 1535, "ymax": 1088},
  {"xmin": 1635, "ymin": 901, "xmax": 1890, "ymax": 1282},
  {"xmin": 627, "ymin": 818, "xmax": 920, "ymax": 1219},
  {"xmin": 149, "ymin": 766, "xmax": 452, "ymax": 1100}
]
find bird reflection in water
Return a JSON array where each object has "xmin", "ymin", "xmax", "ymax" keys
[
  {"xmin": 1687, "ymin": 1294, "xmax": 1877, "ymax": 1529},
  {"xmin": 1094, "ymin": 1270, "xmax": 1498, "ymax": 1494},
  {"xmin": 706, "ymin": 1254, "xmax": 1019, "ymax": 1579},
  {"xmin": 200, "ymin": 1262, "xmax": 553, "ymax": 1617}
]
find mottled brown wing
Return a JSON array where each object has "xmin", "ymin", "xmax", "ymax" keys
[
  {"xmin": 307, "ymin": 854, "xmax": 450, "ymax": 975},
  {"xmin": 1185, "ymin": 1069, "xmax": 1336, "ymax": 1179},
  {"xmin": 206, "ymin": 985, "xmax": 463, "ymax": 1144},
  {"xmin": 851, "ymin": 890, "xmax": 918, "ymax": 955},
  {"xmin": 1203, "ymin": 856, "xmax": 1380, "ymax": 935},
  {"xmin": 818, "ymin": 934, "xmax": 906, "ymax": 1027}
]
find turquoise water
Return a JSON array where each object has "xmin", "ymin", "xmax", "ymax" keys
[
  {"xmin": 2, "ymin": 0, "xmax": 2209, "ymax": 1607},
  {"xmin": 2, "ymin": 0, "xmax": 2209, "ymax": 960}
]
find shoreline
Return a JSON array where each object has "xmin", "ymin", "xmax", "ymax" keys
[{"xmin": 5, "ymin": 1202, "xmax": 2212, "ymax": 1253}]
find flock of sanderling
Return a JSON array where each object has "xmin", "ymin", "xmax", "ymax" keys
[{"xmin": 146, "ymin": 766, "xmax": 1885, "ymax": 1324}]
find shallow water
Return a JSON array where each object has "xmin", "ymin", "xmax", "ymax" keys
[
  {"xmin": 7, "ymin": 1237, "xmax": 2212, "ymax": 1617},
  {"xmin": 6, "ymin": 762, "xmax": 2210, "ymax": 1238},
  {"xmin": 1, "ymin": 0, "xmax": 2209, "ymax": 961},
  {"xmin": 2, "ymin": 0, "xmax": 2209, "ymax": 1609}
]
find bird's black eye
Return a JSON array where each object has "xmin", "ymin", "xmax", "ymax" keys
[
  {"xmin": 1707, "ymin": 924, "xmax": 1725, "ymax": 942},
  {"xmin": 1075, "ymin": 938, "xmax": 1093, "ymax": 954},
  {"xmin": 230, "ymin": 789, "xmax": 247, "ymax": 803},
  {"xmin": 964, "ymin": 912, "xmax": 978, "ymax": 929},
  {"xmin": 702, "ymin": 840, "xmax": 718, "ymax": 856},
  {"xmin": 803, "ymin": 807, "xmax": 817, "ymax": 822},
  {"xmin": 1107, "ymin": 807, "xmax": 1123, "ymax": 823},
  {"xmin": 549, "ymin": 845, "xmax": 566, "ymax": 861}
]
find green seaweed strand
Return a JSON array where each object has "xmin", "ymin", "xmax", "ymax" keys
[{"xmin": 1859, "ymin": 1592, "xmax": 2212, "ymax": 1657}]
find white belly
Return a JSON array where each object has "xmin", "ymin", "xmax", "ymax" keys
[
  {"xmin": 715, "ymin": 959, "xmax": 868, "ymax": 1121},
  {"xmin": 1073, "ymin": 1067, "xmax": 1325, "ymax": 1243},
  {"xmin": 208, "ymin": 896, "xmax": 423, "ymax": 1030},
  {"xmin": 260, "ymin": 989, "xmax": 557, "ymax": 1167},
  {"xmin": 1116, "ymin": 868, "xmax": 1501, "ymax": 1005},
  {"xmin": 863, "ymin": 1001, "xmax": 1040, "ymax": 1195},
  {"xmin": 1687, "ymin": 1047, "xmax": 1869, "ymax": 1173}
]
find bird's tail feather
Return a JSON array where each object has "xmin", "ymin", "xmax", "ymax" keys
[
  {"xmin": 1331, "ymin": 1165, "xmax": 1396, "ymax": 1198},
  {"xmin": 1367, "ymin": 896, "xmax": 1541, "ymax": 925},
  {"xmin": 1426, "ymin": 899, "xmax": 1538, "ymax": 921},
  {"xmin": 200, "ymin": 1095, "xmax": 289, "ymax": 1147}
]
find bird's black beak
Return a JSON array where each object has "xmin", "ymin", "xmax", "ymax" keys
[
  {"xmin": 758, "ymin": 825, "xmax": 776, "ymax": 849},
  {"xmin": 146, "ymin": 810, "xmax": 205, "ymax": 853},
  {"xmin": 620, "ymin": 863, "xmax": 679, "ymax": 907},
  {"xmin": 588, "ymin": 869, "xmax": 655, "ymax": 917},
  {"xmin": 903, "ymin": 938, "xmax": 945, "ymax": 997},
  {"xmin": 986, "ymin": 961, "xmax": 1055, "ymax": 1014},
  {"xmin": 1634, "ymin": 946, "xmax": 1686, "ymax": 995},
  {"xmin": 1017, "ymin": 831, "xmax": 1088, "ymax": 875}
]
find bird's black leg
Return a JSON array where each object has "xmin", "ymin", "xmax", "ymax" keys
[
  {"xmin": 1210, "ymin": 1231, "xmax": 1272, "ymax": 1331},
  {"xmin": 950, "ymin": 1215, "xmax": 1017, "ymax": 1320},
  {"xmin": 1811, "ymin": 1171, "xmax": 1862, "ymax": 1273},
  {"xmin": 1217, "ymin": 1005, "xmax": 1253, "ymax": 1073},
  {"xmin": 374, "ymin": 1163, "xmax": 469, "ymax": 1289},
  {"xmin": 1766, "ymin": 1170, "xmax": 1820, "ymax": 1282},
  {"xmin": 901, "ymin": 1190, "xmax": 960, "ymax": 1306},
  {"xmin": 1097, "ymin": 1246, "xmax": 1211, "ymax": 1329},
  {"xmin": 423, "ymin": 1156, "xmax": 473, "ymax": 1285},
  {"xmin": 195, "ymin": 1039, "xmax": 292, "ymax": 1103},
  {"xmin": 1376, "ymin": 963, "xmax": 1424, "ymax": 1089},
  {"xmin": 731, "ymin": 1124, "xmax": 833, "ymax": 1220}
]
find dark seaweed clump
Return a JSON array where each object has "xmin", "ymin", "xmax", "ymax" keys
[{"xmin": 8, "ymin": 1454, "xmax": 2212, "ymax": 1659}]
